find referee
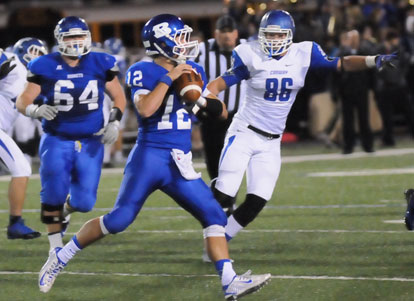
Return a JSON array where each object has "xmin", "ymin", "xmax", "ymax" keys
[{"xmin": 195, "ymin": 15, "xmax": 246, "ymax": 181}]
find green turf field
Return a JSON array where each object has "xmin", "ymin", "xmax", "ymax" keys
[{"xmin": 1, "ymin": 144, "xmax": 414, "ymax": 300}]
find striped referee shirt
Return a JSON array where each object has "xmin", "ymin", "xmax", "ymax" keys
[{"xmin": 195, "ymin": 38, "xmax": 246, "ymax": 114}]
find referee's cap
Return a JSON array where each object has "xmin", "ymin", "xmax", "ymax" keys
[{"xmin": 216, "ymin": 15, "xmax": 237, "ymax": 32}]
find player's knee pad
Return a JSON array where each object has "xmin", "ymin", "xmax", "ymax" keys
[
  {"xmin": 203, "ymin": 224, "xmax": 225, "ymax": 239},
  {"xmin": 233, "ymin": 194, "xmax": 267, "ymax": 227},
  {"xmin": 41, "ymin": 203, "xmax": 64, "ymax": 224},
  {"xmin": 213, "ymin": 187, "xmax": 236, "ymax": 215}
]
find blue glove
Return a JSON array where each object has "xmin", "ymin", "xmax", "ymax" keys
[{"xmin": 375, "ymin": 51, "xmax": 398, "ymax": 71}]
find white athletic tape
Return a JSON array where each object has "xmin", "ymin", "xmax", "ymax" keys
[{"xmin": 180, "ymin": 85, "xmax": 202, "ymax": 97}]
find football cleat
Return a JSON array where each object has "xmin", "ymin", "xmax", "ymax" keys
[
  {"xmin": 39, "ymin": 247, "xmax": 66, "ymax": 293},
  {"xmin": 223, "ymin": 270, "xmax": 271, "ymax": 300},
  {"xmin": 404, "ymin": 189, "xmax": 414, "ymax": 230},
  {"xmin": 7, "ymin": 219, "xmax": 41, "ymax": 239}
]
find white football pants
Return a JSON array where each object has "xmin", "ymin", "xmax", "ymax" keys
[
  {"xmin": 0, "ymin": 129, "xmax": 31, "ymax": 177},
  {"xmin": 215, "ymin": 118, "xmax": 281, "ymax": 201}
]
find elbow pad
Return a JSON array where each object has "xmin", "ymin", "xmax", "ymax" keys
[{"xmin": 204, "ymin": 97, "xmax": 223, "ymax": 118}]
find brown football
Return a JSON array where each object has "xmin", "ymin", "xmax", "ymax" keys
[{"xmin": 174, "ymin": 69, "xmax": 203, "ymax": 103}]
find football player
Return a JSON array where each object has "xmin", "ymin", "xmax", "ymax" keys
[
  {"xmin": 16, "ymin": 16, "xmax": 126, "ymax": 252},
  {"xmin": 0, "ymin": 39, "xmax": 46, "ymax": 239},
  {"xmin": 37, "ymin": 14, "xmax": 271, "ymax": 300},
  {"xmin": 12, "ymin": 38, "xmax": 48, "ymax": 166},
  {"xmin": 205, "ymin": 10, "xmax": 397, "ymax": 244}
]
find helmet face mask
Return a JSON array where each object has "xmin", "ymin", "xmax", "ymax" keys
[
  {"xmin": 259, "ymin": 10, "xmax": 295, "ymax": 56},
  {"xmin": 13, "ymin": 37, "xmax": 48, "ymax": 66},
  {"xmin": 142, "ymin": 14, "xmax": 199, "ymax": 64},
  {"xmin": 54, "ymin": 16, "xmax": 92, "ymax": 58}
]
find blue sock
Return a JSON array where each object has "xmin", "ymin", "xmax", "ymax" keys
[{"xmin": 225, "ymin": 233, "xmax": 232, "ymax": 241}]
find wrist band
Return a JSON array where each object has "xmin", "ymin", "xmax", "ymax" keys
[
  {"xmin": 109, "ymin": 107, "xmax": 123, "ymax": 122},
  {"xmin": 196, "ymin": 96, "xmax": 207, "ymax": 107},
  {"xmin": 25, "ymin": 104, "xmax": 38, "ymax": 117},
  {"xmin": 365, "ymin": 55, "xmax": 377, "ymax": 68},
  {"xmin": 159, "ymin": 75, "xmax": 173, "ymax": 87},
  {"xmin": 202, "ymin": 88, "xmax": 212, "ymax": 97}
]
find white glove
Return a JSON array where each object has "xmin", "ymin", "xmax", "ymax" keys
[
  {"xmin": 26, "ymin": 104, "xmax": 58, "ymax": 120},
  {"xmin": 101, "ymin": 120, "xmax": 120, "ymax": 144}
]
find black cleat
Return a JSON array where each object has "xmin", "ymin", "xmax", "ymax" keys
[{"xmin": 404, "ymin": 189, "xmax": 414, "ymax": 230}]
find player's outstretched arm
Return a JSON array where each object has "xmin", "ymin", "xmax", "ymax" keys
[{"xmin": 339, "ymin": 52, "xmax": 397, "ymax": 72}]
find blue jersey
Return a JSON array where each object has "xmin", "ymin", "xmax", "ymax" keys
[
  {"xmin": 126, "ymin": 60, "xmax": 206, "ymax": 152},
  {"xmin": 28, "ymin": 52, "xmax": 117, "ymax": 139}
]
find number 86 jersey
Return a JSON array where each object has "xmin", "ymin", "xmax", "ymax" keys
[
  {"xmin": 27, "ymin": 52, "xmax": 118, "ymax": 139},
  {"xmin": 224, "ymin": 41, "xmax": 338, "ymax": 135},
  {"xmin": 126, "ymin": 60, "xmax": 207, "ymax": 153}
]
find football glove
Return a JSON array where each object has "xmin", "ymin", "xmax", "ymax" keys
[
  {"xmin": 26, "ymin": 104, "xmax": 58, "ymax": 120},
  {"xmin": 375, "ymin": 51, "xmax": 398, "ymax": 71},
  {"xmin": 0, "ymin": 56, "xmax": 16, "ymax": 80},
  {"xmin": 101, "ymin": 120, "xmax": 120, "ymax": 144}
]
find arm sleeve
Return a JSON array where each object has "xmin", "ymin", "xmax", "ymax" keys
[
  {"xmin": 309, "ymin": 42, "xmax": 339, "ymax": 72},
  {"xmin": 221, "ymin": 50, "xmax": 250, "ymax": 87}
]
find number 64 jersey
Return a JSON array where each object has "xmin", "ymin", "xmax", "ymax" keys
[
  {"xmin": 223, "ymin": 41, "xmax": 339, "ymax": 135},
  {"xmin": 27, "ymin": 52, "xmax": 118, "ymax": 139}
]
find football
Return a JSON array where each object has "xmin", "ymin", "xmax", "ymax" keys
[{"xmin": 174, "ymin": 69, "xmax": 203, "ymax": 103}]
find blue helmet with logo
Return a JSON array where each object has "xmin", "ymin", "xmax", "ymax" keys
[
  {"xmin": 142, "ymin": 14, "xmax": 198, "ymax": 63},
  {"xmin": 13, "ymin": 37, "xmax": 48, "ymax": 66},
  {"xmin": 103, "ymin": 37, "xmax": 126, "ymax": 57},
  {"xmin": 54, "ymin": 16, "xmax": 91, "ymax": 57},
  {"xmin": 259, "ymin": 10, "xmax": 295, "ymax": 56}
]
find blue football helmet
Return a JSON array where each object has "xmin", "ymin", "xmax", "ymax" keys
[
  {"xmin": 103, "ymin": 38, "xmax": 126, "ymax": 57},
  {"xmin": 259, "ymin": 10, "xmax": 295, "ymax": 56},
  {"xmin": 13, "ymin": 37, "xmax": 48, "ymax": 67},
  {"xmin": 54, "ymin": 16, "xmax": 91, "ymax": 57},
  {"xmin": 142, "ymin": 14, "xmax": 198, "ymax": 63}
]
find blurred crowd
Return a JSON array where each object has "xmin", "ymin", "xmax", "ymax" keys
[
  {"xmin": 223, "ymin": 0, "xmax": 414, "ymax": 153},
  {"xmin": 3, "ymin": 0, "xmax": 414, "ymax": 172}
]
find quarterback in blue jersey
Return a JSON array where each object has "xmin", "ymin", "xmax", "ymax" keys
[
  {"xmin": 16, "ymin": 16, "xmax": 126, "ymax": 252},
  {"xmin": 37, "ymin": 14, "xmax": 271, "ymax": 300},
  {"xmin": 205, "ymin": 10, "xmax": 397, "ymax": 243}
]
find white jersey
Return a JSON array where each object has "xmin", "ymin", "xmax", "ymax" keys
[
  {"xmin": 0, "ymin": 52, "xmax": 27, "ymax": 132},
  {"xmin": 232, "ymin": 41, "xmax": 313, "ymax": 134},
  {"xmin": 0, "ymin": 52, "xmax": 27, "ymax": 101}
]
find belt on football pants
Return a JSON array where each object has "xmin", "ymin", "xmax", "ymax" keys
[{"xmin": 247, "ymin": 125, "xmax": 280, "ymax": 140}]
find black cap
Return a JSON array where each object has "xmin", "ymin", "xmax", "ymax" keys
[{"xmin": 215, "ymin": 15, "xmax": 237, "ymax": 31}]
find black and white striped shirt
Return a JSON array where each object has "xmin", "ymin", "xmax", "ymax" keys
[{"xmin": 195, "ymin": 38, "xmax": 246, "ymax": 114}]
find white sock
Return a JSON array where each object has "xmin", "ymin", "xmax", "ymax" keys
[
  {"xmin": 225, "ymin": 215, "xmax": 244, "ymax": 239},
  {"xmin": 48, "ymin": 232, "xmax": 63, "ymax": 251},
  {"xmin": 58, "ymin": 239, "xmax": 81, "ymax": 264},
  {"xmin": 222, "ymin": 261, "xmax": 237, "ymax": 286}
]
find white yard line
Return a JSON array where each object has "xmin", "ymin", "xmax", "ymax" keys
[
  {"xmin": 1, "ymin": 228, "xmax": 407, "ymax": 235},
  {"xmin": 0, "ymin": 148, "xmax": 413, "ymax": 182},
  {"xmin": 1, "ymin": 270, "xmax": 414, "ymax": 282},
  {"xmin": 0, "ymin": 203, "xmax": 404, "ymax": 214},
  {"xmin": 309, "ymin": 168, "xmax": 414, "ymax": 177}
]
